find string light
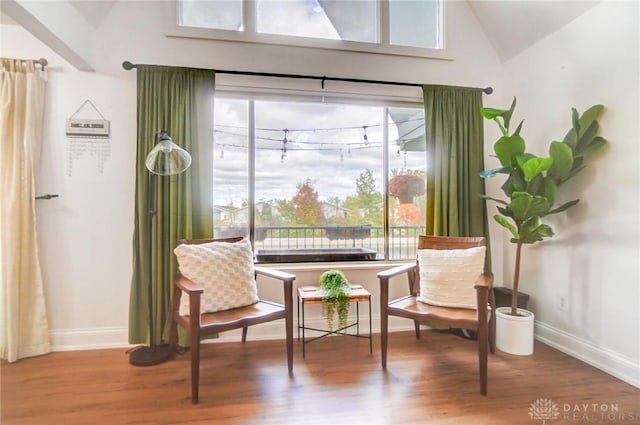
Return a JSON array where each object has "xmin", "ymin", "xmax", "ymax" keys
[
  {"xmin": 282, "ymin": 129, "xmax": 289, "ymax": 154},
  {"xmin": 214, "ymin": 116, "xmax": 423, "ymax": 133},
  {"xmin": 214, "ymin": 125, "xmax": 421, "ymax": 162}
]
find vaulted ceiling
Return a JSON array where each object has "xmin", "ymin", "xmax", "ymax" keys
[{"xmin": 2, "ymin": 0, "xmax": 601, "ymax": 70}]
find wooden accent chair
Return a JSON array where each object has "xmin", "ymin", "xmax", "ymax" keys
[
  {"xmin": 168, "ymin": 237, "xmax": 295, "ymax": 404},
  {"xmin": 377, "ymin": 235, "xmax": 495, "ymax": 395}
]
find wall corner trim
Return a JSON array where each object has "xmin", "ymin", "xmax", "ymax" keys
[{"xmin": 535, "ymin": 321, "xmax": 640, "ymax": 389}]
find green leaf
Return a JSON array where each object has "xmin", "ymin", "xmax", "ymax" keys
[
  {"xmin": 512, "ymin": 119, "xmax": 524, "ymax": 136},
  {"xmin": 548, "ymin": 141, "xmax": 574, "ymax": 183},
  {"xmin": 519, "ymin": 216, "xmax": 554, "ymax": 244},
  {"xmin": 494, "ymin": 215, "xmax": 519, "ymax": 240},
  {"xmin": 562, "ymin": 127, "xmax": 578, "ymax": 150},
  {"xmin": 571, "ymin": 156, "xmax": 584, "ymax": 171},
  {"xmin": 504, "ymin": 97, "xmax": 517, "ymax": 130},
  {"xmin": 527, "ymin": 174, "xmax": 544, "ymax": 196},
  {"xmin": 563, "ymin": 105, "xmax": 604, "ymax": 151},
  {"xmin": 509, "ymin": 192, "xmax": 552, "ymax": 221},
  {"xmin": 481, "ymin": 107, "xmax": 510, "ymax": 120},
  {"xmin": 571, "ymin": 107, "xmax": 580, "ymax": 138},
  {"xmin": 497, "ymin": 206, "xmax": 514, "ymax": 218},
  {"xmin": 577, "ymin": 104, "xmax": 604, "ymax": 138},
  {"xmin": 519, "ymin": 156, "xmax": 554, "ymax": 182},
  {"xmin": 494, "ymin": 135, "xmax": 525, "ymax": 168},
  {"xmin": 546, "ymin": 199, "xmax": 579, "ymax": 216},
  {"xmin": 501, "ymin": 173, "xmax": 526, "ymax": 197},
  {"xmin": 574, "ymin": 121, "xmax": 599, "ymax": 155},
  {"xmin": 580, "ymin": 136, "xmax": 607, "ymax": 157},
  {"xmin": 540, "ymin": 177, "xmax": 558, "ymax": 207}
]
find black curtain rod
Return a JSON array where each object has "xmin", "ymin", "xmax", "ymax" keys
[{"xmin": 122, "ymin": 61, "xmax": 493, "ymax": 94}]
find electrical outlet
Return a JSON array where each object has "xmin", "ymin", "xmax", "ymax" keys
[{"xmin": 558, "ymin": 295, "xmax": 569, "ymax": 312}]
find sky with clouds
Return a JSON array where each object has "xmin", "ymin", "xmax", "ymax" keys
[{"xmin": 214, "ymin": 98, "xmax": 425, "ymax": 208}]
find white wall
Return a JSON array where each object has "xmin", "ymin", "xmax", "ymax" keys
[
  {"xmin": 1, "ymin": 1, "xmax": 504, "ymax": 350},
  {"xmin": 496, "ymin": 1, "xmax": 640, "ymax": 387}
]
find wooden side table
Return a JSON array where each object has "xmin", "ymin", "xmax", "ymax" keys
[{"xmin": 297, "ymin": 285, "xmax": 372, "ymax": 359}]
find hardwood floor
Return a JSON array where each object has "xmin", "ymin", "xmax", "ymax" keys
[{"xmin": 2, "ymin": 330, "xmax": 638, "ymax": 425}]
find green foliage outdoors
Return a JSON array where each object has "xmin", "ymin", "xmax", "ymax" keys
[
  {"xmin": 293, "ymin": 179, "xmax": 326, "ymax": 225},
  {"xmin": 480, "ymin": 97, "xmax": 608, "ymax": 315},
  {"xmin": 215, "ymin": 168, "xmax": 427, "ymax": 229}
]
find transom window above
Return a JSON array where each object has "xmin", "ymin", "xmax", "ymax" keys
[{"xmin": 168, "ymin": 0, "xmax": 448, "ymax": 58}]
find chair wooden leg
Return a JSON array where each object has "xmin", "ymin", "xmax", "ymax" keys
[
  {"xmin": 190, "ymin": 335, "xmax": 200, "ymax": 404},
  {"xmin": 381, "ymin": 310, "xmax": 388, "ymax": 369},
  {"xmin": 478, "ymin": 341, "xmax": 487, "ymax": 396},
  {"xmin": 168, "ymin": 319, "xmax": 177, "ymax": 361},
  {"xmin": 414, "ymin": 320, "xmax": 421, "ymax": 339},
  {"xmin": 285, "ymin": 307, "xmax": 293, "ymax": 373},
  {"xmin": 477, "ymin": 323, "xmax": 488, "ymax": 396},
  {"xmin": 489, "ymin": 291, "xmax": 496, "ymax": 354},
  {"xmin": 242, "ymin": 327, "xmax": 248, "ymax": 343}
]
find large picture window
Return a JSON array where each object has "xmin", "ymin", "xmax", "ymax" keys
[
  {"xmin": 213, "ymin": 96, "xmax": 426, "ymax": 262},
  {"xmin": 169, "ymin": 0, "xmax": 447, "ymax": 59}
]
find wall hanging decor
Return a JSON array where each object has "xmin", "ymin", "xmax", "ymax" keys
[{"xmin": 65, "ymin": 99, "xmax": 111, "ymax": 176}]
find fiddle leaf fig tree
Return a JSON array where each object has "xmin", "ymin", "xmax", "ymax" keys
[{"xmin": 481, "ymin": 98, "xmax": 608, "ymax": 316}]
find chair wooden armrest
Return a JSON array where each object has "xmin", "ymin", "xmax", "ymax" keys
[
  {"xmin": 377, "ymin": 263, "xmax": 415, "ymax": 280},
  {"xmin": 254, "ymin": 266, "xmax": 296, "ymax": 283},
  {"xmin": 175, "ymin": 275, "xmax": 204, "ymax": 294},
  {"xmin": 474, "ymin": 272, "xmax": 494, "ymax": 290}
]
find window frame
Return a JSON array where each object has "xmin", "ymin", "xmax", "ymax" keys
[
  {"xmin": 165, "ymin": 0, "xmax": 454, "ymax": 60},
  {"xmin": 213, "ymin": 80, "xmax": 426, "ymax": 263}
]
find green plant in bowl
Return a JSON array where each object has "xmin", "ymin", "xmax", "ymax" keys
[{"xmin": 318, "ymin": 270, "xmax": 350, "ymax": 331}]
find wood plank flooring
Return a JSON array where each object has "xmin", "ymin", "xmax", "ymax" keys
[{"xmin": 2, "ymin": 330, "xmax": 639, "ymax": 425}]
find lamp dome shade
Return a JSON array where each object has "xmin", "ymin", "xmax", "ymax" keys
[{"xmin": 145, "ymin": 130, "xmax": 192, "ymax": 175}]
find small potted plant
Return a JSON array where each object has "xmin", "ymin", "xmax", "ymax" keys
[
  {"xmin": 480, "ymin": 97, "xmax": 608, "ymax": 355},
  {"xmin": 318, "ymin": 270, "xmax": 350, "ymax": 331},
  {"xmin": 389, "ymin": 173, "xmax": 425, "ymax": 204}
]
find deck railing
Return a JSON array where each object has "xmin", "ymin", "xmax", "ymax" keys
[{"xmin": 216, "ymin": 225, "xmax": 426, "ymax": 261}]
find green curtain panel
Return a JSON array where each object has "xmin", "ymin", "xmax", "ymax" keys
[
  {"xmin": 129, "ymin": 65, "xmax": 215, "ymax": 345},
  {"xmin": 422, "ymin": 85, "xmax": 491, "ymax": 267}
]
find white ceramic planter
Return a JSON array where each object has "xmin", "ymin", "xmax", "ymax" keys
[{"xmin": 495, "ymin": 307, "xmax": 534, "ymax": 355}]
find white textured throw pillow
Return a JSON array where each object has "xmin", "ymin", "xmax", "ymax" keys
[
  {"xmin": 174, "ymin": 239, "xmax": 259, "ymax": 315},
  {"xmin": 416, "ymin": 246, "xmax": 486, "ymax": 310}
]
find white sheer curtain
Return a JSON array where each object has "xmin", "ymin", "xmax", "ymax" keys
[{"xmin": 0, "ymin": 58, "xmax": 51, "ymax": 362}]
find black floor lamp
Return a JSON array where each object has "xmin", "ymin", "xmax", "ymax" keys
[{"xmin": 129, "ymin": 130, "xmax": 192, "ymax": 366}]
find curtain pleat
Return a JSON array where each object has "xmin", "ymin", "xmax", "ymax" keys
[
  {"xmin": 422, "ymin": 85, "xmax": 491, "ymax": 269},
  {"xmin": 128, "ymin": 66, "xmax": 215, "ymax": 345},
  {"xmin": 0, "ymin": 58, "xmax": 51, "ymax": 362}
]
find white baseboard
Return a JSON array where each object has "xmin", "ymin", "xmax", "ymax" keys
[
  {"xmin": 48, "ymin": 315, "xmax": 415, "ymax": 351},
  {"xmin": 50, "ymin": 327, "xmax": 130, "ymax": 352},
  {"xmin": 535, "ymin": 321, "xmax": 640, "ymax": 389}
]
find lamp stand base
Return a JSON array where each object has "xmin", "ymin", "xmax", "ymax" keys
[{"xmin": 129, "ymin": 344, "xmax": 171, "ymax": 366}]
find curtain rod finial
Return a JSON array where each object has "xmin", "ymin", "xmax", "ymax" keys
[
  {"xmin": 483, "ymin": 87, "xmax": 493, "ymax": 95},
  {"xmin": 122, "ymin": 61, "xmax": 136, "ymax": 70}
]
